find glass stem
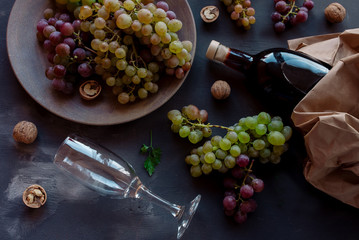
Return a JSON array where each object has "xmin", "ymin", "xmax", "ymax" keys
[{"xmin": 135, "ymin": 184, "xmax": 184, "ymax": 219}]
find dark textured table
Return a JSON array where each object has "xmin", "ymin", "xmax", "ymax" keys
[{"xmin": 1, "ymin": 0, "xmax": 359, "ymax": 239}]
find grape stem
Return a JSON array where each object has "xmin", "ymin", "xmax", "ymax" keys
[
  {"xmin": 183, "ymin": 118, "xmax": 233, "ymax": 131},
  {"xmin": 281, "ymin": 0, "xmax": 296, "ymax": 22}
]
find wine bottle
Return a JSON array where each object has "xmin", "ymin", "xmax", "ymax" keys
[{"xmin": 206, "ymin": 40, "xmax": 331, "ymax": 106}]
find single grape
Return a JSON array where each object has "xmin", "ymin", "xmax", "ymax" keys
[
  {"xmin": 190, "ymin": 165, "xmax": 202, "ymax": 177},
  {"xmin": 78, "ymin": 63, "xmax": 93, "ymax": 77},
  {"xmin": 234, "ymin": 211, "xmax": 247, "ymax": 224},
  {"xmin": 240, "ymin": 184, "xmax": 254, "ymax": 199},
  {"xmin": 274, "ymin": 21, "xmax": 285, "ymax": 32},
  {"xmin": 267, "ymin": 131, "xmax": 286, "ymax": 146},
  {"xmin": 179, "ymin": 126, "xmax": 191, "ymax": 138},
  {"xmin": 275, "ymin": 1, "xmax": 287, "ymax": 13},
  {"xmin": 219, "ymin": 138, "xmax": 232, "ymax": 151},
  {"xmin": 201, "ymin": 163, "xmax": 212, "ymax": 175},
  {"xmin": 271, "ymin": 11, "xmax": 282, "ymax": 23},
  {"xmin": 224, "ymin": 155, "xmax": 236, "ymax": 169},
  {"xmin": 303, "ymin": 0, "xmax": 314, "ymax": 11},
  {"xmin": 223, "ymin": 196, "xmax": 237, "ymax": 210},
  {"xmin": 236, "ymin": 154, "xmax": 249, "ymax": 167},
  {"xmin": 238, "ymin": 131, "xmax": 250, "ymax": 144}
]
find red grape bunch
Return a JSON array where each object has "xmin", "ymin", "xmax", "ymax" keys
[
  {"xmin": 220, "ymin": 0, "xmax": 256, "ymax": 30},
  {"xmin": 223, "ymin": 155, "xmax": 264, "ymax": 224},
  {"xmin": 271, "ymin": 0, "xmax": 314, "ymax": 33}
]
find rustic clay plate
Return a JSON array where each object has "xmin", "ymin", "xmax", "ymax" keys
[{"xmin": 7, "ymin": 0, "xmax": 196, "ymax": 125}]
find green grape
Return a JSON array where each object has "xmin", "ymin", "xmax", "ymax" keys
[
  {"xmin": 195, "ymin": 129, "xmax": 204, "ymax": 142},
  {"xmin": 257, "ymin": 112, "xmax": 271, "ymax": 124},
  {"xmin": 98, "ymin": 7, "xmax": 109, "ymax": 20},
  {"xmin": 203, "ymin": 141, "xmax": 213, "ymax": 153},
  {"xmin": 123, "ymin": 0, "xmax": 135, "ymax": 10},
  {"xmin": 168, "ymin": 19, "xmax": 183, "ymax": 32},
  {"xmin": 123, "ymin": 35, "xmax": 133, "ymax": 45},
  {"xmin": 211, "ymin": 135, "xmax": 222, "ymax": 146},
  {"xmin": 169, "ymin": 32, "xmax": 179, "ymax": 41},
  {"xmin": 229, "ymin": 144, "xmax": 241, "ymax": 157},
  {"xmin": 171, "ymin": 114, "xmax": 183, "ymax": 125},
  {"xmin": 185, "ymin": 155, "xmax": 191, "ymax": 165},
  {"xmin": 137, "ymin": 68, "xmax": 147, "ymax": 78},
  {"xmin": 115, "ymin": 48, "xmax": 126, "ymax": 58},
  {"xmin": 79, "ymin": 5, "xmax": 93, "ymax": 19},
  {"xmin": 132, "ymin": 75, "xmax": 141, "ymax": 85},
  {"xmin": 116, "ymin": 59, "xmax": 127, "ymax": 70},
  {"xmin": 117, "ymin": 92, "xmax": 130, "ymax": 104},
  {"xmin": 259, "ymin": 157, "xmax": 270, "ymax": 164},
  {"xmin": 188, "ymin": 131, "xmax": 199, "ymax": 144},
  {"xmin": 197, "ymin": 146, "xmax": 204, "ymax": 156},
  {"xmin": 91, "ymin": 39, "xmax": 101, "ymax": 51},
  {"xmin": 137, "ymin": 9, "xmax": 153, "ymax": 24},
  {"xmin": 272, "ymin": 116, "xmax": 282, "ymax": 122},
  {"xmin": 238, "ymin": 143, "xmax": 248, "ymax": 153},
  {"xmin": 202, "ymin": 127, "xmax": 212, "ymax": 138},
  {"xmin": 125, "ymin": 65, "xmax": 136, "ymax": 77},
  {"xmin": 189, "ymin": 154, "xmax": 200, "ymax": 166},
  {"xmin": 204, "ymin": 152, "xmax": 216, "ymax": 164},
  {"xmin": 253, "ymin": 139, "xmax": 265, "ymax": 150},
  {"xmin": 255, "ymin": 124, "xmax": 267, "ymax": 135},
  {"xmin": 201, "ymin": 163, "xmax": 213, "ymax": 175},
  {"xmin": 281, "ymin": 126, "xmax": 293, "ymax": 141},
  {"xmin": 269, "ymin": 153, "xmax": 281, "ymax": 164},
  {"xmin": 215, "ymin": 149, "xmax": 227, "ymax": 160},
  {"xmin": 161, "ymin": 33, "xmax": 171, "ymax": 44},
  {"xmin": 272, "ymin": 145, "xmax": 286, "ymax": 155},
  {"xmin": 109, "ymin": 41, "xmax": 120, "ymax": 53},
  {"xmin": 238, "ymin": 131, "xmax": 250, "ymax": 144},
  {"xmin": 212, "ymin": 159, "xmax": 223, "ymax": 170},
  {"xmin": 259, "ymin": 148, "xmax": 271, "ymax": 158},
  {"xmin": 179, "ymin": 126, "xmax": 191, "ymax": 138},
  {"xmin": 218, "ymin": 164, "xmax": 229, "ymax": 174},
  {"xmin": 106, "ymin": 77, "xmax": 116, "ymax": 86},
  {"xmin": 155, "ymin": 21, "xmax": 167, "ymax": 36},
  {"xmin": 94, "ymin": 17, "xmax": 106, "ymax": 29},
  {"xmin": 80, "ymin": 21, "xmax": 91, "ymax": 32},
  {"xmin": 116, "ymin": 13, "xmax": 132, "ymax": 29},
  {"xmin": 190, "ymin": 165, "xmax": 202, "ymax": 177},
  {"xmin": 248, "ymin": 147, "xmax": 259, "ymax": 158},
  {"xmin": 245, "ymin": 116, "xmax": 258, "ymax": 129},
  {"xmin": 226, "ymin": 131, "xmax": 238, "ymax": 143},
  {"xmin": 268, "ymin": 120, "xmax": 284, "ymax": 132},
  {"xmin": 199, "ymin": 154, "xmax": 205, "ymax": 164},
  {"xmin": 224, "ymin": 155, "xmax": 236, "ymax": 169},
  {"xmin": 99, "ymin": 41, "xmax": 109, "ymax": 52},
  {"xmin": 169, "ymin": 40, "xmax": 183, "ymax": 54},
  {"xmin": 267, "ymin": 131, "xmax": 286, "ymax": 146},
  {"xmin": 144, "ymin": 82, "xmax": 153, "ymax": 91},
  {"xmin": 219, "ymin": 138, "xmax": 232, "ymax": 151},
  {"xmin": 182, "ymin": 40, "xmax": 193, "ymax": 53},
  {"xmin": 81, "ymin": 0, "xmax": 95, "ymax": 6},
  {"xmin": 148, "ymin": 62, "xmax": 160, "ymax": 73}
]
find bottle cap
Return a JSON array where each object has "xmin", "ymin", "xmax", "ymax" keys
[{"xmin": 206, "ymin": 40, "xmax": 220, "ymax": 60}]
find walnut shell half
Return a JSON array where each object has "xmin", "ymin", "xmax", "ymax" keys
[{"xmin": 23, "ymin": 184, "xmax": 47, "ymax": 208}]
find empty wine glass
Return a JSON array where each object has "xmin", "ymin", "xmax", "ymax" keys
[{"xmin": 53, "ymin": 134, "xmax": 201, "ymax": 239}]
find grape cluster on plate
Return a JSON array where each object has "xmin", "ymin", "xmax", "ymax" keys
[
  {"xmin": 271, "ymin": 0, "xmax": 314, "ymax": 33},
  {"xmin": 220, "ymin": 0, "xmax": 256, "ymax": 30},
  {"xmin": 36, "ymin": 0, "xmax": 193, "ymax": 103}
]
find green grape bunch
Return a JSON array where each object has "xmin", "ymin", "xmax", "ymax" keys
[{"xmin": 168, "ymin": 105, "xmax": 293, "ymax": 177}]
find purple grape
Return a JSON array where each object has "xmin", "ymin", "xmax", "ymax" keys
[
  {"xmin": 271, "ymin": 11, "xmax": 282, "ymax": 23},
  {"xmin": 223, "ymin": 177, "xmax": 237, "ymax": 189},
  {"xmin": 47, "ymin": 52, "xmax": 55, "ymax": 64},
  {"xmin": 224, "ymin": 190, "xmax": 237, "ymax": 198},
  {"xmin": 61, "ymin": 22, "xmax": 74, "ymax": 36},
  {"xmin": 240, "ymin": 185, "xmax": 254, "ymax": 199},
  {"xmin": 54, "ymin": 12, "xmax": 61, "ymax": 19},
  {"xmin": 296, "ymin": 10, "xmax": 308, "ymax": 23},
  {"xmin": 63, "ymin": 37, "xmax": 75, "ymax": 51},
  {"xmin": 236, "ymin": 154, "xmax": 249, "ymax": 167},
  {"xmin": 55, "ymin": 43, "xmax": 70, "ymax": 57},
  {"xmin": 59, "ymin": 13, "xmax": 71, "ymax": 22},
  {"xmin": 166, "ymin": 10, "xmax": 177, "ymax": 20},
  {"xmin": 156, "ymin": 1, "xmax": 169, "ymax": 11},
  {"xmin": 37, "ymin": 19, "xmax": 48, "ymax": 33},
  {"xmin": 240, "ymin": 201, "xmax": 254, "ymax": 213},
  {"xmin": 303, "ymin": 0, "xmax": 314, "ymax": 11},
  {"xmin": 45, "ymin": 67, "xmax": 55, "ymax": 80},
  {"xmin": 251, "ymin": 178, "xmax": 264, "ymax": 192},
  {"xmin": 223, "ymin": 196, "xmax": 237, "ymax": 211},
  {"xmin": 234, "ymin": 211, "xmax": 247, "ymax": 224},
  {"xmin": 274, "ymin": 21, "xmax": 285, "ymax": 33},
  {"xmin": 224, "ymin": 209, "xmax": 236, "ymax": 216},
  {"xmin": 73, "ymin": 48, "xmax": 86, "ymax": 61},
  {"xmin": 78, "ymin": 63, "xmax": 93, "ymax": 78},
  {"xmin": 55, "ymin": 20, "xmax": 64, "ymax": 31},
  {"xmin": 49, "ymin": 31, "xmax": 63, "ymax": 46},
  {"xmin": 62, "ymin": 82, "xmax": 74, "ymax": 94},
  {"xmin": 43, "ymin": 39, "xmax": 55, "ymax": 52},
  {"xmin": 231, "ymin": 167, "xmax": 245, "ymax": 179},
  {"xmin": 300, "ymin": 6, "xmax": 309, "ymax": 12},
  {"xmin": 72, "ymin": 19, "xmax": 81, "ymax": 32},
  {"xmin": 275, "ymin": 1, "xmax": 287, "ymax": 14},
  {"xmin": 47, "ymin": 17, "xmax": 57, "ymax": 26},
  {"xmin": 52, "ymin": 78, "xmax": 66, "ymax": 91},
  {"xmin": 43, "ymin": 25, "xmax": 56, "ymax": 38},
  {"xmin": 53, "ymin": 64, "xmax": 66, "ymax": 77}
]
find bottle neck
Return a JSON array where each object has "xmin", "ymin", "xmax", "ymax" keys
[{"xmin": 208, "ymin": 42, "xmax": 253, "ymax": 73}]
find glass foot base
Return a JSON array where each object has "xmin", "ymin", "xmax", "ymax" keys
[{"xmin": 177, "ymin": 194, "xmax": 201, "ymax": 239}]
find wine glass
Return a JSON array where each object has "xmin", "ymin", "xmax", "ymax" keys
[{"xmin": 53, "ymin": 134, "xmax": 201, "ymax": 239}]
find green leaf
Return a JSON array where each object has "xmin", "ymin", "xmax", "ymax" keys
[{"xmin": 141, "ymin": 132, "xmax": 162, "ymax": 176}]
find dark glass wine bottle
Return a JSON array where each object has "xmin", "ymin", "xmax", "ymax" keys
[{"xmin": 206, "ymin": 40, "xmax": 331, "ymax": 106}]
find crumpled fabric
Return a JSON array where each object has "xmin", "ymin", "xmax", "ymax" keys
[{"xmin": 289, "ymin": 28, "xmax": 359, "ymax": 208}]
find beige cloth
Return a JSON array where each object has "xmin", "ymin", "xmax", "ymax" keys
[{"xmin": 289, "ymin": 28, "xmax": 359, "ymax": 208}]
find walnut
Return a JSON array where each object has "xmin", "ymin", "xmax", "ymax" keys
[
  {"xmin": 211, "ymin": 80, "xmax": 231, "ymax": 100},
  {"xmin": 79, "ymin": 80, "xmax": 101, "ymax": 100},
  {"xmin": 22, "ymin": 184, "xmax": 47, "ymax": 208},
  {"xmin": 13, "ymin": 121, "xmax": 38, "ymax": 144},
  {"xmin": 324, "ymin": 3, "xmax": 346, "ymax": 23},
  {"xmin": 200, "ymin": 6, "xmax": 219, "ymax": 23}
]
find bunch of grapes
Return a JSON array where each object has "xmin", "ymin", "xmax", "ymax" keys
[
  {"xmin": 168, "ymin": 105, "xmax": 293, "ymax": 176},
  {"xmin": 222, "ymin": 156, "xmax": 264, "ymax": 223},
  {"xmin": 36, "ymin": 0, "xmax": 193, "ymax": 103},
  {"xmin": 271, "ymin": 0, "xmax": 314, "ymax": 33},
  {"xmin": 220, "ymin": 0, "xmax": 256, "ymax": 30}
]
